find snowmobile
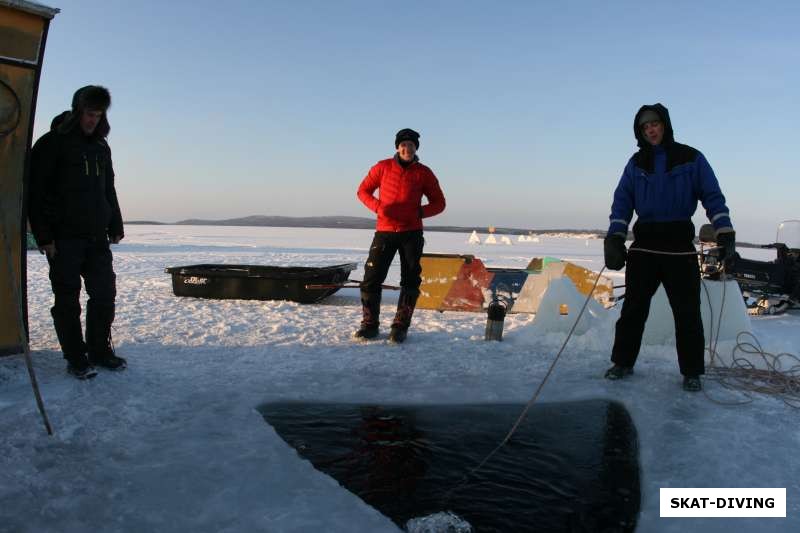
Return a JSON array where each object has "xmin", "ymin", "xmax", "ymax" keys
[{"xmin": 699, "ymin": 220, "xmax": 800, "ymax": 315}]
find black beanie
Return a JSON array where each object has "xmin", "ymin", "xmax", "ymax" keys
[
  {"xmin": 71, "ymin": 85, "xmax": 111, "ymax": 112},
  {"xmin": 637, "ymin": 109, "xmax": 661, "ymax": 127},
  {"xmin": 395, "ymin": 128, "xmax": 420, "ymax": 149}
]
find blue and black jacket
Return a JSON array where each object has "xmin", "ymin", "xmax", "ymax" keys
[{"xmin": 607, "ymin": 103, "xmax": 733, "ymax": 242}]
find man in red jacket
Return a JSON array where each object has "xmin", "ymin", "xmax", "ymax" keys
[{"xmin": 355, "ymin": 128, "xmax": 446, "ymax": 343}]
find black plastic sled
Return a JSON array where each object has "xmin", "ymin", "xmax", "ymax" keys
[{"xmin": 165, "ymin": 263, "xmax": 357, "ymax": 303}]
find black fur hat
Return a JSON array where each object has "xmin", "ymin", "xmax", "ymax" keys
[
  {"xmin": 395, "ymin": 128, "xmax": 420, "ymax": 149},
  {"xmin": 56, "ymin": 85, "xmax": 111, "ymax": 138},
  {"xmin": 72, "ymin": 85, "xmax": 111, "ymax": 112}
]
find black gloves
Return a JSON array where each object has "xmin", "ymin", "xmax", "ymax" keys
[
  {"xmin": 604, "ymin": 234, "xmax": 627, "ymax": 270},
  {"xmin": 716, "ymin": 230, "xmax": 736, "ymax": 268}
]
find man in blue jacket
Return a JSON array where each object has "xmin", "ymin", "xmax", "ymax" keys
[{"xmin": 603, "ymin": 103, "xmax": 735, "ymax": 392}]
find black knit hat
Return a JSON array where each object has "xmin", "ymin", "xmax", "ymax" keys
[
  {"xmin": 633, "ymin": 103, "xmax": 673, "ymax": 149},
  {"xmin": 637, "ymin": 109, "xmax": 661, "ymax": 127},
  {"xmin": 71, "ymin": 85, "xmax": 111, "ymax": 112},
  {"xmin": 395, "ymin": 128, "xmax": 420, "ymax": 149}
]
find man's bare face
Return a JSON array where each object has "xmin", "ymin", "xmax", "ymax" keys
[
  {"xmin": 80, "ymin": 109, "xmax": 104, "ymax": 135},
  {"xmin": 641, "ymin": 120, "xmax": 664, "ymax": 146},
  {"xmin": 397, "ymin": 140, "xmax": 417, "ymax": 161}
]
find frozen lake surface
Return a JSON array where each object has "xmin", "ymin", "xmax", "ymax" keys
[{"xmin": 1, "ymin": 225, "xmax": 798, "ymax": 532}]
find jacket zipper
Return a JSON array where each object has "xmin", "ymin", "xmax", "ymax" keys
[{"xmin": 84, "ymin": 154, "xmax": 89, "ymax": 175}]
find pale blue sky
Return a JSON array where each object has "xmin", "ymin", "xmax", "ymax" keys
[{"xmin": 32, "ymin": 0, "xmax": 800, "ymax": 242}]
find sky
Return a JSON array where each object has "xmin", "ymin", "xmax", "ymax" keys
[{"xmin": 30, "ymin": 0, "xmax": 800, "ymax": 242}]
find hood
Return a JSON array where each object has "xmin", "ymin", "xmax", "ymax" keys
[
  {"xmin": 50, "ymin": 111, "xmax": 71, "ymax": 131},
  {"xmin": 54, "ymin": 110, "xmax": 111, "ymax": 139},
  {"xmin": 633, "ymin": 103, "xmax": 674, "ymax": 148}
]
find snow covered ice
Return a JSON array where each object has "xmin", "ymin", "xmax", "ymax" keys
[
  {"xmin": 1, "ymin": 225, "xmax": 799, "ymax": 532},
  {"xmin": 406, "ymin": 511, "xmax": 472, "ymax": 532}
]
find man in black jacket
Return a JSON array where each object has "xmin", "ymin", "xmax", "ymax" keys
[{"xmin": 29, "ymin": 85, "xmax": 127, "ymax": 379}]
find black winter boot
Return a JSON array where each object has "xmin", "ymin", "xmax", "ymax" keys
[
  {"xmin": 86, "ymin": 302, "xmax": 127, "ymax": 370},
  {"xmin": 604, "ymin": 364, "xmax": 633, "ymax": 380},
  {"xmin": 89, "ymin": 344, "xmax": 127, "ymax": 370},
  {"xmin": 354, "ymin": 291, "xmax": 381, "ymax": 339},
  {"xmin": 682, "ymin": 375, "xmax": 702, "ymax": 392},
  {"xmin": 389, "ymin": 289, "xmax": 419, "ymax": 344},
  {"xmin": 66, "ymin": 354, "xmax": 98, "ymax": 380}
]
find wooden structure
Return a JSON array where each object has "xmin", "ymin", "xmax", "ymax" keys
[
  {"xmin": 0, "ymin": 0, "xmax": 58, "ymax": 355},
  {"xmin": 418, "ymin": 253, "xmax": 613, "ymax": 314}
]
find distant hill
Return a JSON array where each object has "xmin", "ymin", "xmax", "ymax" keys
[
  {"xmin": 126, "ymin": 215, "xmax": 606, "ymax": 237},
  {"xmin": 124, "ymin": 215, "xmax": 778, "ymax": 247},
  {"xmin": 177, "ymin": 215, "xmax": 377, "ymax": 229}
]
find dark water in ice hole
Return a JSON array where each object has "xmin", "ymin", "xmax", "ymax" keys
[{"xmin": 257, "ymin": 400, "xmax": 640, "ymax": 532}]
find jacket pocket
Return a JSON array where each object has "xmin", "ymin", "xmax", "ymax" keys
[
  {"xmin": 667, "ymin": 165, "xmax": 694, "ymax": 217},
  {"xmin": 62, "ymin": 154, "xmax": 90, "ymax": 191}
]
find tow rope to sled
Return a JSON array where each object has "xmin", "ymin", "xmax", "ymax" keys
[
  {"xmin": 447, "ymin": 264, "xmax": 610, "ymax": 497},
  {"xmin": 1, "ymin": 225, "xmax": 53, "ymax": 436},
  {"xmin": 461, "ymin": 249, "xmax": 697, "ymax": 486}
]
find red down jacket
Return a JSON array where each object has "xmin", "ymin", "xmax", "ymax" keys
[{"xmin": 357, "ymin": 156, "xmax": 446, "ymax": 232}]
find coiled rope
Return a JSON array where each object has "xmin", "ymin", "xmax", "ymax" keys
[
  {"xmin": 702, "ymin": 274, "xmax": 800, "ymax": 407},
  {"xmin": 631, "ymin": 245, "xmax": 800, "ymax": 407}
]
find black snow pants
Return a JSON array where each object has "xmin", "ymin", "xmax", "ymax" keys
[
  {"xmin": 47, "ymin": 238, "xmax": 116, "ymax": 360},
  {"xmin": 361, "ymin": 230, "xmax": 425, "ymax": 294},
  {"xmin": 611, "ymin": 221, "xmax": 705, "ymax": 376}
]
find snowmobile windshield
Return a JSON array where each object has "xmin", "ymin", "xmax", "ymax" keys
[{"xmin": 776, "ymin": 220, "xmax": 800, "ymax": 250}]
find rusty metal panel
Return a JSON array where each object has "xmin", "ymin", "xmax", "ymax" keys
[
  {"xmin": 0, "ymin": 65, "xmax": 34, "ymax": 353},
  {"xmin": 0, "ymin": 5, "xmax": 45, "ymax": 63},
  {"xmin": 0, "ymin": 0, "xmax": 56, "ymax": 356}
]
